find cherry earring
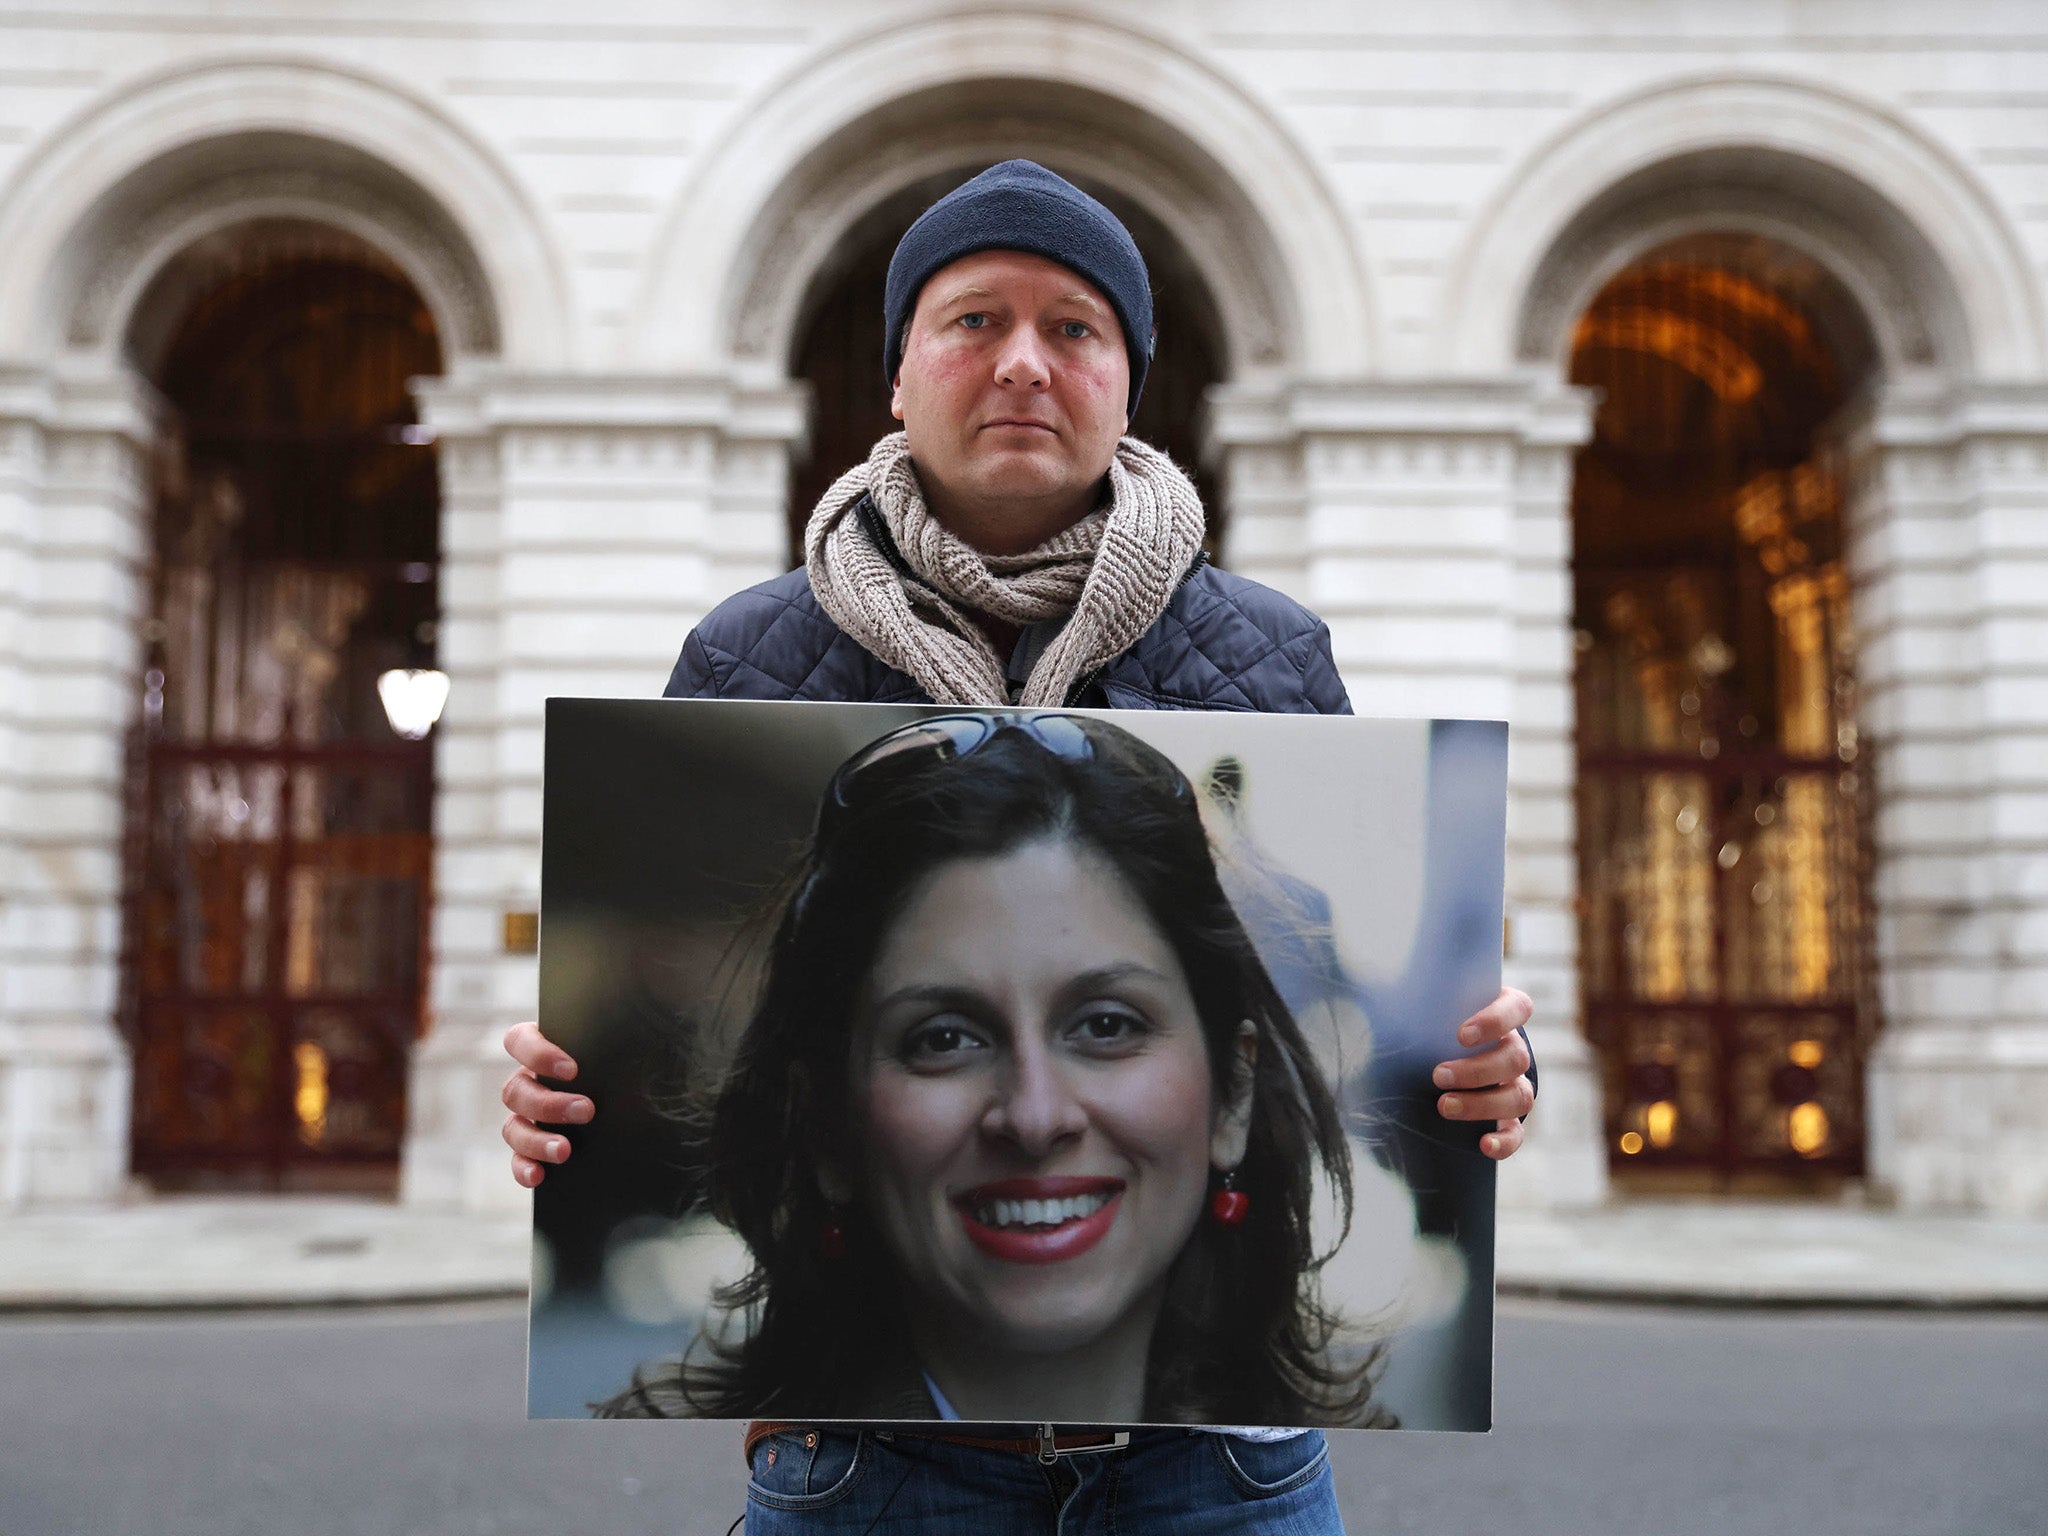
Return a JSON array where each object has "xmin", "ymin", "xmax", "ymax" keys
[
  {"xmin": 1209, "ymin": 1168, "xmax": 1249, "ymax": 1227},
  {"xmin": 819, "ymin": 1212, "xmax": 847, "ymax": 1260}
]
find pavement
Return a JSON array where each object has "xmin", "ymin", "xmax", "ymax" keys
[
  {"xmin": 0, "ymin": 1196, "xmax": 531, "ymax": 1310},
  {"xmin": 1496, "ymin": 1200, "xmax": 2048, "ymax": 1307},
  {"xmin": 10, "ymin": 1299, "xmax": 2047, "ymax": 1536},
  {"xmin": 1, "ymin": 1193, "xmax": 2042, "ymax": 1310}
]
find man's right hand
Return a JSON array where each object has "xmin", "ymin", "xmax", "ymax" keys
[{"xmin": 502, "ymin": 1021, "xmax": 593, "ymax": 1188}]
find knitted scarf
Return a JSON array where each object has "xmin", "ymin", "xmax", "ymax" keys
[{"xmin": 803, "ymin": 432, "xmax": 1208, "ymax": 707}]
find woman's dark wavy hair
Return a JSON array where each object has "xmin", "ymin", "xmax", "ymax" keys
[{"xmin": 621, "ymin": 713, "xmax": 1385, "ymax": 1426}]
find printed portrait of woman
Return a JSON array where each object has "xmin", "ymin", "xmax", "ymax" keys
[{"xmin": 527, "ymin": 701, "xmax": 1507, "ymax": 1431}]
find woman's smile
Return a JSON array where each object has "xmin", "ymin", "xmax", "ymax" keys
[{"xmin": 953, "ymin": 1175, "xmax": 1125, "ymax": 1264}]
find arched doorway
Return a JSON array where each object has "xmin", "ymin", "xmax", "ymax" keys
[
  {"xmin": 1569, "ymin": 234, "xmax": 1879, "ymax": 1188},
  {"xmin": 785, "ymin": 168, "xmax": 1227, "ymax": 562},
  {"xmin": 122, "ymin": 222, "xmax": 443, "ymax": 1191}
]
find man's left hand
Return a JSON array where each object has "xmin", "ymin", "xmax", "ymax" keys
[{"xmin": 1434, "ymin": 986, "xmax": 1535, "ymax": 1161}]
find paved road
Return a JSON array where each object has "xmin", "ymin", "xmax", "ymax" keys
[{"xmin": 2, "ymin": 1297, "xmax": 2043, "ymax": 1536}]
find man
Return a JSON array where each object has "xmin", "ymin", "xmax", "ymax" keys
[{"xmin": 501, "ymin": 160, "xmax": 1536, "ymax": 1532}]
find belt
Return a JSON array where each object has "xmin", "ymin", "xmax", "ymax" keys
[
  {"xmin": 745, "ymin": 1421, "xmax": 1132, "ymax": 1467},
  {"xmin": 885, "ymin": 1425, "xmax": 1133, "ymax": 1466}
]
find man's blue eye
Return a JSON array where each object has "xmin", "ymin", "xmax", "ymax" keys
[
  {"xmin": 959, "ymin": 313, "xmax": 988, "ymax": 329},
  {"xmin": 1062, "ymin": 322, "xmax": 1091, "ymax": 340}
]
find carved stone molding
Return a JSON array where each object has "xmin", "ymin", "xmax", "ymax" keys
[
  {"xmin": 503, "ymin": 426, "xmax": 716, "ymax": 475},
  {"xmin": 723, "ymin": 84, "xmax": 1288, "ymax": 377},
  {"xmin": 1446, "ymin": 76, "xmax": 2045, "ymax": 378},
  {"xmin": 65, "ymin": 136, "xmax": 499, "ymax": 364},
  {"xmin": 1303, "ymin": 435, "xmax": 1511, "ymax": 482},
  {"xmin": 1516, "ymin": 157, "xmax": 1940, "ymax": 371},
  {"xmin": 640, "ymin": 10, "xmax": 1371, "ymax": 376}
]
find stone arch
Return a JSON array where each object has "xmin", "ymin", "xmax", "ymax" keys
[
  {"xmin": 65, "ymin": 133, "xmax": 495, "ymax": 369},
  {"xmin": 638, "ymin": 9, "xmax": 1373, "ymax": 380},
  {"xmin": 0, "ymin": 57, "xmax": 570, "ymax": 368},
  {"xmin": 1444, "ymin": 75, "xmax": 2045, "ymax": 379}
]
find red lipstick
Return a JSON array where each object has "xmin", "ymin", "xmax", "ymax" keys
[{"xmin": 953, "ymin": 1176, "xmax": 1123, "ymax": 1266}]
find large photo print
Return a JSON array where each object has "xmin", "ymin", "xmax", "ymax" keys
[{"xmin": 529, "ymin": 699, "xmax": 1507, "ymax": 1430}]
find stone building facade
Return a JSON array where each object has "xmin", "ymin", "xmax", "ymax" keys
[{"xmin": 1, "ymin": 2, "xmax": 2044, "ymax": 1216}]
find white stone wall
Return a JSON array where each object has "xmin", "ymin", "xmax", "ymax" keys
[
  {"xmin": 0, "ymin": 1, "xmax": 2039, "ymax": 1212},
  {"xmin": 1849, "ymin": 381, "xmax": 2048, "ymax": 1214},
  {"xmin": 0, "ymin": 363, "xmax": 153, "ymax": 1205}
]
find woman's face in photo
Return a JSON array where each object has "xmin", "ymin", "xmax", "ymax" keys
[{"xmin": 848, "ymin": 836, "xmax": 1228, "ymax": 1360}]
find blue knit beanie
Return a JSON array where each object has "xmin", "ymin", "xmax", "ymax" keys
[{"xmin": 883, "ymin": 160, "xmax": 1154, "ymax": 415}]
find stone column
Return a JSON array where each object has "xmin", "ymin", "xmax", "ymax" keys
[
  {"xmin": 1214, "ymin": 378, "xmax": 1607, "ymax": 1210},
  {"xmin": 0, "ymin": 361, "xmax": 155, "ymax": 1208},
  {"xmin": 1854, "ymin": 378, "xmax": 2048, "ymax": 1215},
  {"xmin": 0, "ymin": 370, "xmax": 38, "ymax": 1208},
  {"xmin": 1504, "ymin": 383, "xmax": 1610, "ymax": 1211},
  {"xmin": 1209, "ymin": 380, "xmax": 1311, "ymax": 604},
  {"xmin": 400, "ymin": 370, "xmax": 804, "ymax": 1211}
]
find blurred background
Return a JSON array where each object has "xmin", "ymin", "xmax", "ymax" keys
[{"xmin": 0, "ymin": 1, "xmax": 2044, "ymax": 1530}]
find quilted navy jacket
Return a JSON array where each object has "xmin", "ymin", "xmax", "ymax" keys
[{"xmin": 663, "ymin": 553, "xmax": 1352, "ymax": 713}]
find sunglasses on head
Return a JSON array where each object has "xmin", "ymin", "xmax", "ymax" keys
[{"xmin": 819, "ymin": 712, "xmax": 1191, "ymax": 840}]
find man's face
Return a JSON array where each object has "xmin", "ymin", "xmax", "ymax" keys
[{"xmin": 891, "ymin": 251, "xmax": 1130, "ymax": 552}]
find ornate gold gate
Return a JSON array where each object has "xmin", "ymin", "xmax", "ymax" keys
[
  {"xmin": 121, "ymin": 235, "xmax": 441, "ymax": 1189},
  {"xmin": 1571, "ymin": 239, "xmax": 1878, "ymax": 1182}
]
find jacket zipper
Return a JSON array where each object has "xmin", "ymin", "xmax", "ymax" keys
[{"xmin": 1062, "ymin": 548, "xmax": 1210, "ymax": 707}]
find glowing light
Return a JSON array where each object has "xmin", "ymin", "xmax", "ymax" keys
[
  {"xmin": 1789, "ymin": 1039, "xmax": 1824, "ymax": 1070},
  {"xmin": 1789, "ymin": 1101, "xmax": 1830, "ymax": 1157},
  {"xmin": 1663, "ymin": 265, "xmax": 1818, "ymax": 349},
  {"xmin": 1689, "ymin": 633, "xmax": 1735, "ymax": 679},
  {"xmin": 1645, "ymin": 1100, "xmax": 1679, "ymax": 1149},
  {"xmin": 1619, "ymin": 1131, "xmax": 1645, "ymax": 1155},
  {"xmin": 1643, "ymin": 774, "xmax": 1715, "ymax": 1000},
  {"xmin": 1785, "ymin": 777, "xmax": 1833, "ymax": 998},
  {"xmin": 293, "ymin": 1041, "xmax": 329, "ymax": 1146},
  {"xmin": 1576, "ymin": 308, "xmax": 1764, "ymax": 402},
  {"xmin": 377, "ymin": 668, "xmax": 450, "ymax": 740}
]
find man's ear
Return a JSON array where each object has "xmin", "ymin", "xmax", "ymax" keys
[
  {"xmin": 890, "ymin": 370, "xmax": 906, "ymax": 423},
  {"xmin": 1210, "ymin": 1019, "xmax": 1258, "ymax": 1170}
]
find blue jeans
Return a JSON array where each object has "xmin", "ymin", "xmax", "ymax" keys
[{"xmin": 743, "ymin": 1427, "xmax": 1342, "ymax": 1534}]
